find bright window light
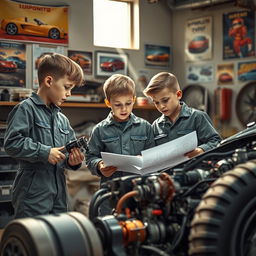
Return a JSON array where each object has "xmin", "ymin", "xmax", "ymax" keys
[{"xmin": 93, "ymin": 0, "xmax": 139, "ymax": 49}]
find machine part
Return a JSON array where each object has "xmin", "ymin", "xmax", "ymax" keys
[
  {"xmin": 116, "ymin": 191, "xmax": 139, "ymax": 215},
  {"xmin": 62, "ymin": 136, "xmax": 88, "ymax": 153},
  {"xmin": 189, "ymin": 160, "xmax": 256, "ymax": 256},
  {"xmin": 0, "ymin": 212, "xmax": 103, "ymax": 256},
  {"xmin": 236, "ymin": 82, "xmax": 256, "ymax": 127},
  {"xmin": 93, "ymin": 215, "xmax": 126, "ymax": 256},
  {"xmin": 119, "ymin": 219, "xmax": 146, "ymax": 246}
]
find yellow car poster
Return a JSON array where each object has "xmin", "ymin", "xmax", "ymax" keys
[{"xmin": 0, "ymin": 0, "xmax": 68, "ymax": 45}]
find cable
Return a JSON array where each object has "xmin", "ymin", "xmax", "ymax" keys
[
  {"xmin": 140, "ymin": 245, "xmax": 170, "ymax": 256},
  {"xmin": 89, "ymin": 188, "xmax": 108, "ymax": 220},
  {"xmin": 182, "ymin": 150, "xmax": 235, "ymax": 172}
]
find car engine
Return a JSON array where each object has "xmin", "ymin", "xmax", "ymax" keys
[{"xmin": 0, "ymin": 122, "xmax": 256, "ymax": 256}]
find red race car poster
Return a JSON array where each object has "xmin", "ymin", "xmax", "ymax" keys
[
  {"xmin": 0, "ymin": 41, "xmax": 26, "ymax": 87},
  {"xmin": 185, "ymin": 16, "xmax": 212, "ymax": 62},
  {"xmin": 0, "ymin": 0, "xmax": 68, "ymax": 45},
  {"xmin": 223, "ymin": 10, "xmax": 255, "ymax": 59}
]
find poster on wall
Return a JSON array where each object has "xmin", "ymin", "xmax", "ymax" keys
[
  {"xmin": 0, "ymin": 41, "xmax": 26, "ymax": 87},
  {"xmin": 185, "ymin": 16, "xmax": 212, "ymax": 62},
  {"xmin": 68, "ymin": 50, "xmax": 93, "ymax": 75},
  {"xmin": 223, "ymin": 10, "xmax": 255, "ymax": 59},
  {"xmin": 32, "ymin": 44, "xmax": 65, "ymax": 89},
  {"xmin": 0, "ymin": 0, "xmax": 69, "ymax": 45},
  {"xmin": 237, "ymin": 61, "xmax": 256, "ymax": 82},
  {"xmin": 217, "ymin": 63, "xmax": 234, "ymax": 85},
  {"xmin": 144, "ymin": 44, "xmax": 171, "ymax": 68},
  {"xmin": 95, "ymin": 51, "xmax": 128, "ymax": 78},
  {"xmin": 186, "ymin": 64, "xmax": 214, "ymax": 83}
]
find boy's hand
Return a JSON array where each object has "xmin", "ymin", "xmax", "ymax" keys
[
  {"xmin": 184, "ymin": 147, "xmax": 204, "ymax": 158},
  {"xmin": 68, "ymin": 148, "xmax": 85, "ymax": 166},
  {"xmin": 97, "ymin": 161, "xmax": 117, "ymax": 177},
  {"xmin": 48, "ymin": 146, "xmax": 66, "ymax": 165}
]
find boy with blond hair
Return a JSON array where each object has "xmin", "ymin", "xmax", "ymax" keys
[
  {"xmin": 143, "ymin": 72, "xmax": 221, "ymax": 158},
  {"xmin": 86, "ymin": 74, "xmax": 155, "ymax": 215},
  {"xmin": 4, "ymin": 53, "xmax": 85, "ymax": 218}
]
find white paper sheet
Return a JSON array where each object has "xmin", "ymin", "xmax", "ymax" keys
[{"xmin": 101, "ymin": 131, "xmax": 197, "ymax": 175}]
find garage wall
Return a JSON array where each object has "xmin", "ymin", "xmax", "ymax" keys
[
  {"xmin": 171, "ymin": 3, "xmax": 254, "ymax": 133},
  {"xmin": 20, "ymin": 0, "xmax": 172, "ymax": 96}
]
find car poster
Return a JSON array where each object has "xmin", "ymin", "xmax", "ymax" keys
[
  {"xmin": 237, "ymin": 61, "xmax": 256, "ymax": 82},
  {"xmin": 185, "ymin": 16, "xmax": 212, "ymax": 62},
  {"xmin": 68, "ymin": 50, "xmax": 93, "ymax": 76},
  {"xmin": 0, "ymin": 0, "xmax": 69, "ymax": 45},
  {"xmin": 186, "ymin": 64, "xmax": 214, "ymax": 83},
  {"xmin": 223, "ymin": 10, "xmax": 255, "ymax": 59},
  {"xmin": 217, "ymin": 63, "xmax": 234, "ymax": 85},
  {"xmin": 32, "ymin": 44, "xmax": 65, "ymax": 89},
  {"xmin": 144, "ymin": 44, "xmax": 171, "ymax": 68},
  {"xmin": 0, "ymin": 41, "xmax": 26, "ymax": 87}
]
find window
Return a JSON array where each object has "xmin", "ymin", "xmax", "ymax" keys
[{"xmin": 93, "ymin": 0, "xmax": 139, "ymax": 49}]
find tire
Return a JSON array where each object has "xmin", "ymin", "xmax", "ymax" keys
[
  {"xmin": 6, "ymin": 23, "xmax": 18, "ymax": 35},
  {"xmin": 189, "ymin": 160, "xmax": 256, "ymax": 256},
  {"xmin": 48, "ymin": 28, "xmax": 60, "ymax": 39},
  {"xmin": 0, "ymin": 212, "xmax": 103, "ymax": 256}
]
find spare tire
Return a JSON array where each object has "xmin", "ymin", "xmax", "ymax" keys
[
  {"xmin": 189, "ymin": 160, "xmax": 256, "ymax": 256},
  {"xmin": 0, "ymin": 211, "xmax": 103, "ymax": 256}
]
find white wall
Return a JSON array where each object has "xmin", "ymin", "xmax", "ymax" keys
[
  {"xmin": 171, "ymin": 3, "xmax": 254, "ymax": 132},
  {"xmin": 22, "ymin": 0, "xmax": 172, "ymax": 91}
]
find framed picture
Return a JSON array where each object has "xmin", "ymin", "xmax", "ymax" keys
[
  {"xmin": 95, "ymin": 51, "xmax": 128, "ymax": 77},
  {"xmin": 68, "ymin": 50, "xmax": 93, "ymax": 75},
  {"xmin": 145, "ymin": 44, "xmax": 171, "ymax": 68}
]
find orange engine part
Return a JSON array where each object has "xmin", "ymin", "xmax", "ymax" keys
[{"xmin": 119, "ymin": 219, "xmax": 146, "ymax": 246}]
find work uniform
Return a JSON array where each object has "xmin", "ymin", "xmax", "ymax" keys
[
  {"xmin": 86, "ymin": 112, "xmax": 155, "ymax": 215},
  {"xmin": 86, "ymin": 112, "xmax": 155, "ymax": 184},
  {"xmin": 4, "ymin": 92, "xmax": 80, "ymax": 218},
  {"xmin": 152, "ymin": 101, "xmax": 222, "ymax": 151}
]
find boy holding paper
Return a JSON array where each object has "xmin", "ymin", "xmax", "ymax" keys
[
  {"xmin": 86, "ymin": 74, "xmax": 155, "ymax": 215},
  {"xmin": 143, "ymin": 72, "xmax": 221, "ymax": 158}
]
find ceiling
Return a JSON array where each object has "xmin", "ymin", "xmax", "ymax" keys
[{"xmin": 165, "ymin": 0, "xmax": 256, "ymax": 10}]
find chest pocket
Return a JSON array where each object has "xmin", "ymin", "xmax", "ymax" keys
[
  {"xmin": 59, "ymin": 127, "xmax": 70, "ymax": 143},
  {"xmin": 102, "ymin": 136, "xmax": 120, "ymax": 153},
  {"xmin": 131, "ymin": 135, "xmax": 147, "ymax": 154},
  {"xmin": 154, "ymin": 133, "xmax": 168, "ymax": 146},
  {"xmin": 34, "ymin": 120, "xmax": 51, "ymax": 143}
]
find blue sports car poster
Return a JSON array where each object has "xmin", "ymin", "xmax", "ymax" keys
[
  {"xmin": 185, "ymin": 16, "xmax": 212, "ymax": 62},
  {"xmin": 223, "ymin": 10, "xmax": 255, "ymax": 59},
  {"xmin": 0, "ymin": 41, "xmax": 26, "ymax": 87},
  {"xmin": 237, "ymin": 61, "xmax": 256, "ymax": 82},
  {"xmin": 0, "ymin": 0, "xmax": 69, "ymax": 45},
  {"xmin": 144, "ymin": 44, "xmax": 171, "ymax": 68}
]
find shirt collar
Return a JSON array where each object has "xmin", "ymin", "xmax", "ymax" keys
[
  {"xmin": 105, "ymin": 112, "xmax": 140, "ymax": 126},
  {"xmin": 30, "ymin": 92, "xmax": 61, "ymax": 112},
  {"xmin": 158, "ymin": 101, "xmax": 190, "ymax": 124}
]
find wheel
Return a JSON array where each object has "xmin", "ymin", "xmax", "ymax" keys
[
  {"xmin": 0, "ymin": 212, "xmax": 103, "ymax": 256},
  {"xmin": 189, "ymin": 160, "xmax": 256, "ymax": 256},
  {"xmin": 0, "ymin": 218, "xmax": 55, "ymax": 256},
  {"xmin": 112, "ymin": 66, "xmax": 116, "ymax": 72},
  {"xmin": 6, "ymin": 23, "xmax": 18, "ymax": 35},
  {"xmin": 236, "ymin": 82, "xmax": 256, "ymax": 127},
  {"xmin": 48, "ymin": 28, "xmax": 60, "ymax": 39},
  {"xmin": 182, "ymin": 84, "xmax": 210, "ymax": 113}
]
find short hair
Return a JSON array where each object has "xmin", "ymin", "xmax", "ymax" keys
[
  {"xmin": 103, "ymin": 74, "xmax": 135, "ymax": 101},
  {"xmin": 37, "ymin": 53, "xmax": 84, "ymax": 86},
  {"xmin": 143, "ymin": 72, "xmax": 180, "ymax": 96}
]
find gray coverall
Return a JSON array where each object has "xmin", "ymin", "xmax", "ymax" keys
[
  {"xmin": 4, "ymin": 92, "xmax": 80, "ymax": 218},
  {"xmin": 152, "ymin": 101, "xmax": 222, "ymax": 150}
]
